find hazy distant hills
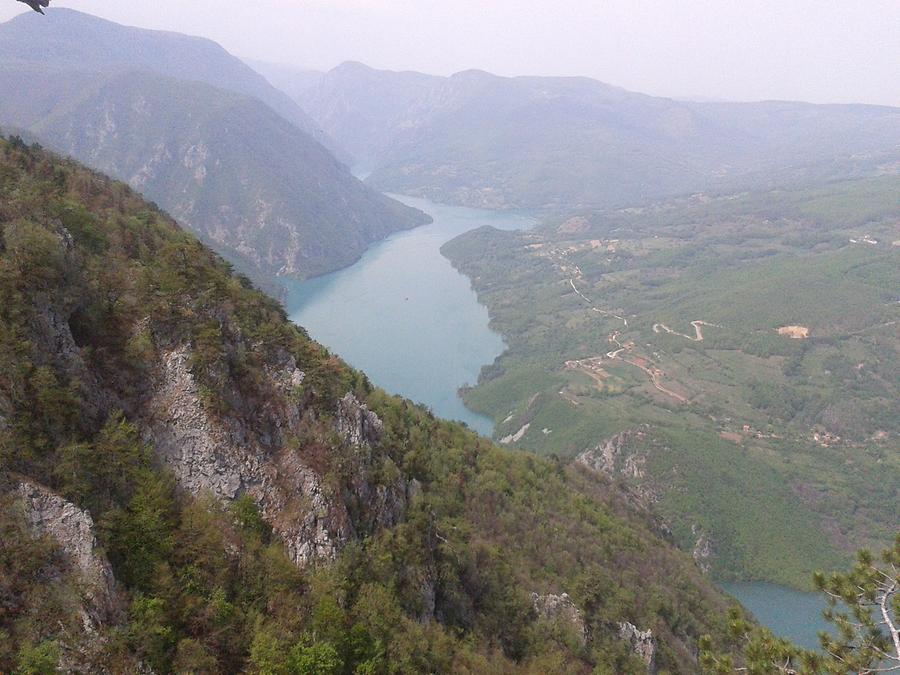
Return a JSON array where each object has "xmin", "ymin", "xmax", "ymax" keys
[
  {"xmin": 0, "ymin": 9, "xmax": 336, "ymax": 153},
  {"xmin": 246, "ymin": 59, "xmax": 324, "ymax": 108},
  {"xmin": 301, "ymin": 61, "xmax": 900, "ymax": 210},
  {"xmin": 0, "ymin": 11, "xmax": 428, "ymax": 283}
]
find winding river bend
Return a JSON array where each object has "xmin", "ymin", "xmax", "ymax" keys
[
  {"xmin": 282, "ymin": 194, "xmax": 829, "ymax": 652},
  {"xmin": 282, "ymin": 194, "xmax": 534, "ymax": 435}
]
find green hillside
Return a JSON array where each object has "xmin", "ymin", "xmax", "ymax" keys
[
  {"xmin": 0, "ymin": 138, "xmax": 746, "ymax": 672},
  {"xmin": 442, "ymin": 176, "xmax": 900, "ymax": 588}
]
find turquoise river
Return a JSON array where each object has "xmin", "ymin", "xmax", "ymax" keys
[
  {"xmin": 284, "ymin": 194, "xmax": 534, "ymax": 435},
  {"xmin": 283, "ymin": 194, "xmax": 830, "ymax": 652}
]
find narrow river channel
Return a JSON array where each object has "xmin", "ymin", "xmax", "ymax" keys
[{"xmin": 282, "ymin": 194, "xmax": 534, "ymax": 435}]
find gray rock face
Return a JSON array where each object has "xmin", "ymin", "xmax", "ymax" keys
[
  {"xmin": 143, "ymin": 346, "xmax": 404, "ymax": 568},
  {"xmin": 336, "ymin": 392, "xmax": 384, "ymax": 448},
  {"xmin": 144, "ymin": 346, "xmax": 345, "ymax": 565},
  {"xmin": 531, "ymin": 592, "xmax": 587, "ymax": 645},
  {"xmin": 618, "ymin": 621, "xmax": 657, "ymax": 673},
  {"xmin": 337, "ymin": 393, "xmax": 409, "ymax": 536},
  {"xmin": 145, "ymin": 346, "xmax": 252, "ymax": 500},
  {"xmin": 692, "ymin": 523, "xmax": 714, "ymax": 574},
  {"xmin": 576, "ymin": 428, "xmax": 661, "ymax": 511},
  {"xmin": 576, "ymin": 429, "xmax": 647, "ymax": 480},
  {"xmin": 15, "ymin": 480, "xmax": 119, "ymax": 627}
]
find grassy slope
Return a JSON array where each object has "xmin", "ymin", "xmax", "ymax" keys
[
  {"xmin": 442, "ymin": 176, "xmax": 900, "ymax": 588},
  {"xmin": 0, "ymin": 138, "xmax": 740, "ymax": 672}
]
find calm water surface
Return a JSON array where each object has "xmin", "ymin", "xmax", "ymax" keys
[
  {"xmin": 283, "ymin": 195, "xmax": 828, "ymax": 649},
  {"xmin": 283, "ymin": 194, "xmax": 534, "ymax": 435},
  {"xmin": 721, "ymin": 582, "xmax": 831, "ymax": 651}
]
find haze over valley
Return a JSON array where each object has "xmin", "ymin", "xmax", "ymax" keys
[{"xmin": 0, "ymin": 4, "xmax": 897, "ymax": 673}]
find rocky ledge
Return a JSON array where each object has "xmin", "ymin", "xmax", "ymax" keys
[
  {"xmin": 143, "ymin": 346, "xmax": 407, "ymax": 568},
  {"xmin": 15, "ymin": 480, "xmax": 121, "ymax": 628},
  {"xmin": 531, "ymin": 592, "xmax": 587, "ymax": 645},
  {"xmin": 618, "ymin": 621, "xmax": 657, "ymax": 673}
]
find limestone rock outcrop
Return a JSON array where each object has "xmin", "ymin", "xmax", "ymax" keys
[
  {"xmin": 531, "ymin": 592, "xmax": 587, "ymax": 645},
  {"xmin": 337, "ymin": 392, "xmax": 384, "ymax": 449},
  {"xmin": 692, "ymin": 523, "xmax": 714, "ymax": 574},
  {"xmin": 143, "ymin": 346, "xmax": 406, "ymax": 568},
  {"xmin": 575, "ymin": 428, "xmax": 662, "ymax": 515},
  {"xmin": 15, "ymin": 480, "xmax": 120, "ymax": 628},
  {"xmin": 576, "ymin": 429, "xmax": 647, "ymax": 480},
  {"xmin": 618, "ymin": 621, "xmax": 657, "ymax": 673}
]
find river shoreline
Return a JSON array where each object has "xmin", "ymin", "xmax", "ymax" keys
[
  {"xmin": 282, "ymin": 194, "xmax": 534, "ymax": 435},
  {"xmin": 282, "ymin": 193, "xmax": 829, "ymax": 651}
]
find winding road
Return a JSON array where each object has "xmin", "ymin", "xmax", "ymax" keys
[
  {"xmin": 569, "ymin": 279, "xmax": 628, "ymax": 326},
  {"xmin": 653, "ymin": 320, "xmax": 721, "ymax": 342},
  {"xmin": 564, "ymin": 280, "xmax": 713, "ymax": 404}
]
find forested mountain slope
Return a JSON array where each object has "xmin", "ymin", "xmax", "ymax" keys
[
  {"xmin": 442, "ymin": 176, "xmax": 900, "ymax": 588},
  {"xmin": 302, "ymin": 62, "xmax": 900, "ymax": 211},
  {"xmin": 0, "ymin": 139, "xmax": 743, "ymax": 672},
  {"xmin": 0, "ymin": 12, "xmax": 428, "ymax": 286}
]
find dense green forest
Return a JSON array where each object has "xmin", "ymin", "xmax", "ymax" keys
[
  {"xmin": 0, "ymin": 137, "xmax": 749, "ymax": 672},
  {"xmin": 442, "ymin": 177, "xmax": 900, "ymax": 588}
]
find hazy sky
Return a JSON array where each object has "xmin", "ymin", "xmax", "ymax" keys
[{"xmin": 2, "ymin": 0, "xmax": 899, "ymax": 106}]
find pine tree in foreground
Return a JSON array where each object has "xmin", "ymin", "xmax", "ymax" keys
[{"xmin": 701, "ymin": 534, "xmax": 900, "ymax": 674}]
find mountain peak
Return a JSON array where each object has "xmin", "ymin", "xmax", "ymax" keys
[
  {"xmin": 333, "ymin": 60, "xmax": 375, "ymax": 72},
  {"xmin": 2, "ymin": 7, "xmax": 207, "ymax": 45},
  {"xmin": 450, "ymin": 68, "xmax": 497, "ymax": 80},
  {"xmin": 0, "ymin": 8, "xmax": 337, "ymax": 150}
]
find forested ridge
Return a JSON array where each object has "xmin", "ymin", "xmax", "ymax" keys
[{"xmin": 0, "ymin": 137, "xmax": 744, "ymax": 673}]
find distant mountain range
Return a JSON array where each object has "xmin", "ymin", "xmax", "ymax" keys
[
  {"xmin": 299, "ymin": 61, "xmax": 900, "ymax": 211},
  {"xmin": 246, "ymin": 59, "xmax": 324, "ymax": 107},
  {"xmin": 0, "ymin": 11, "xmax": 429, "ymax": 284},
  {"xmin": 0, "ymin": 9, "xmax": 332, "ymax": 151}
]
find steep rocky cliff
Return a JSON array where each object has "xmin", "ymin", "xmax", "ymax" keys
[
  {"xmin": 142, "ymin": 347, "xmax": 407, "ymax": 567},
  {"xmin": 618, "ymin": 621, "xmax": 658, "ymax": 674},
  {"xmin": 15, "ymin": 480, "xmax": 120, "ymax": 625},
  {"xmin": 0, "ymin": 138, "xmax": 743, "ymax": 673},
  {"xmin": 0, "ymin": 477, "xmax": 140, "ymax": 672}
]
